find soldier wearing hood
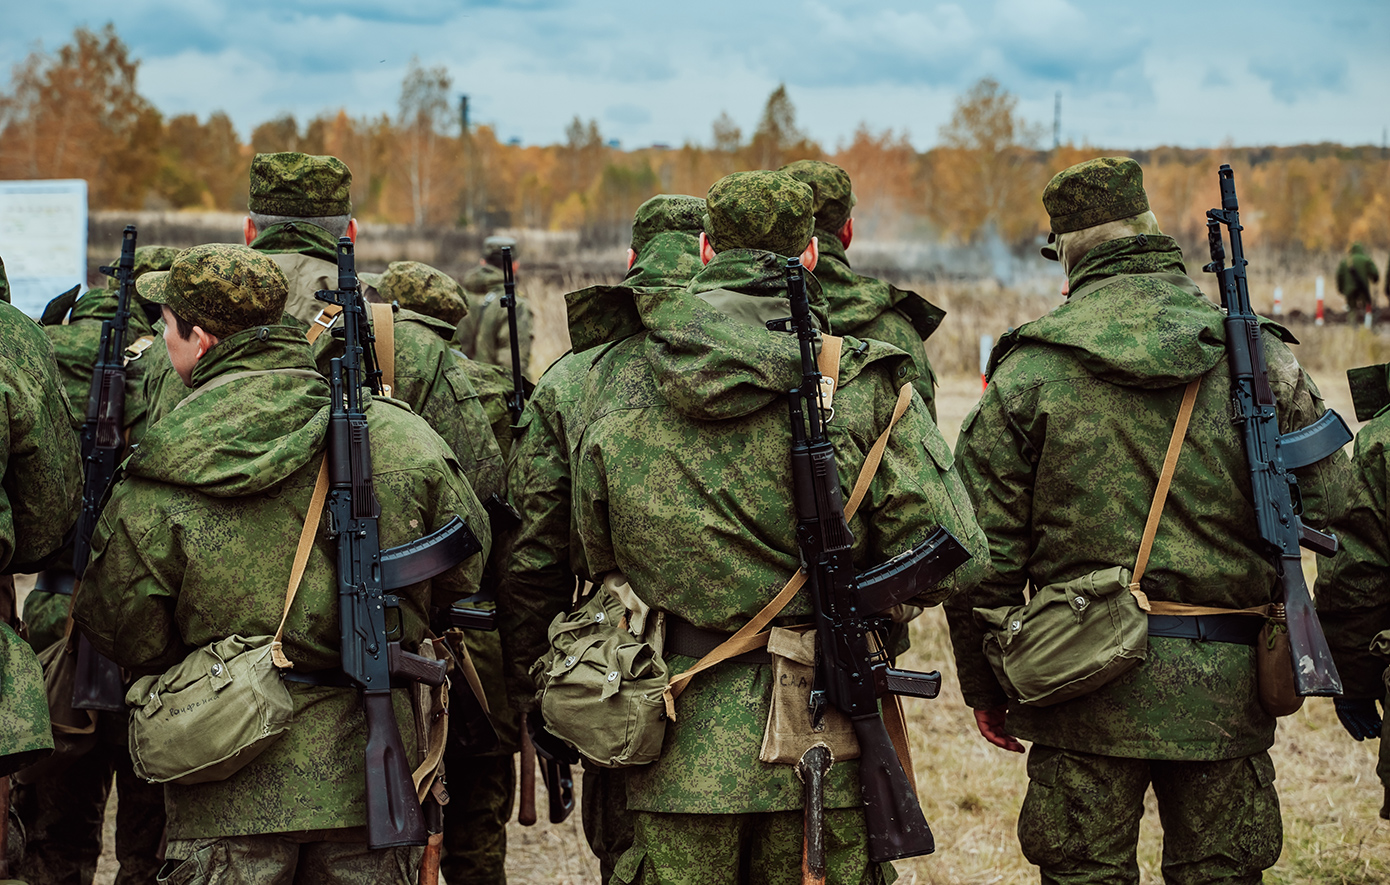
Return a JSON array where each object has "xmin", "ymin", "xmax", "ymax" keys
[
  {"xmin": 567, "ymin": 171, "xmax": 984, "ymax": 882},
  {"xmin": 946, "ymin": 157, "xmax": 1350, "ymax": 882},
  {"xmin": 1336, "ymin": 242, "xmax": 1381, "ymax": 320}
]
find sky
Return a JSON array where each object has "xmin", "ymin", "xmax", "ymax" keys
[{"xmin": 1, "ymin": 0, "xmax": 1387, "ymax": 152}]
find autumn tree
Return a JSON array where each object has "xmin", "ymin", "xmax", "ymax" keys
[
  {"xmin": 396, "ymin": 57, "xmax": 458, "ymax": 227},
  {"xmin": 157, "ymin": 112, "xmax": 247, "ymax": 209},
  {"xmin": 747, "ymin": 85, "xmax": 819, "ymax": 169}
]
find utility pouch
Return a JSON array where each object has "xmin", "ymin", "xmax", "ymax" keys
[
  {"xmin": 533, "ymin": 574, "xmax": 669, "ymax": 769},
  {"xmin": 758, "ymin": 626, "xmax": 859, "ymax": 765},
  {"xmin": 1256, "ymin": 605, "xmax": 1303, "ymax": 717},
  {"xmin": 126, "ymin": 634, "xmax": 294, "ymax": 785}
]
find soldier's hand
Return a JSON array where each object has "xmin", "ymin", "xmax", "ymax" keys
[
  {"xmin": 1333, "ymin": 698, "xmax": 1383, "ymax": 741},
  {"xmin": 527, "ymin": 709, "xmax": 580, "ymax": 765},
  {"xmin": 974, "ymin": 705, "xmax": 1025, "ymax": 753}
]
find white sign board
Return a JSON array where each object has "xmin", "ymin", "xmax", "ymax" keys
[{"xmin": 0, "ymin": 180, "xmax": 88, "ymax": 318}]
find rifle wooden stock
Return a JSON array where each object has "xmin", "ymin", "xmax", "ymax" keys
[
  {"xmin": 518, "ymin": 721, "xmax": 538, "ymax": 826},
  {"xmin": 362, "ymin": 692, "xmax": 427, "ymax": 848}
]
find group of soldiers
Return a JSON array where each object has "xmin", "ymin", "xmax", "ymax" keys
[
  {"xmin": 1336, "ymin": 241, "xmax": 1388, "ymax": 320},
  {"xmin": 0, "ymin": 147, "xmax": 1386, "ymax": 885}
]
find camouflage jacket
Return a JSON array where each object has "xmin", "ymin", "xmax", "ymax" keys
[
  {"xmin": 452, "ymin": 265, "xmax": 535, "ymax": 379},
  {"xmin": 249, "ymin": 221, "xmax": 341, "ymax": 323},
  {"xmin": 572, "ymin": 249, "xmax": 985, "ymax": 814},
  {"xmin": 497, "ymin": 238, "xmax": 700, "ymax": 709},
  {"xmin": 73, "ymin": 326, "xmax": 489, "ymax": 839},
  {"xmin": 1, "ymin": 301, "xmax": 82, "ymax": 571},
  {"xmin": 41, "ymin": 287, "xmax": 157, "ymax": 425},
  {"xmin": 947, "ymin": 235, "xmax": 1349, "ymax": 761},
  {"xmin": 814, "ymin": 236, "xmax": 945, "ymax": 419},
  {"xmin": 1316, "ymin": 368, "xmax": 1390, "ymax": 700}
]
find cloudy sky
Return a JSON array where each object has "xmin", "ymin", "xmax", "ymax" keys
[{"xmin": 2, "ymin": 0, "xmax": 1386, "ymax": 151}]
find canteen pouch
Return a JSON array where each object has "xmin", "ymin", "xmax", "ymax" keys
[
  {"xmin": 125, "ymin": 634, "xmax": 294, "ymax": 785},
  {"xmin": 975, "ymin": 566, "xmax": 1148, "ymax": 707},
  {"xmin": 1256, "ymin": 605, "xmax": 1303, "ymax": 717},
  {"xmin": 532, "ymin": 580, "xmax": 669, "ymax": 769},
  {"xmin": 758, "ymin": 626, "xmax": 859, "ymax": 765}
]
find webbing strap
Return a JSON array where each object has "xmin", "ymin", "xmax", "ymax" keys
[
  {"xmin": 305, "ymin": 304, "xmax": 343, "ymax": 344},
  {"xmin": 1128, "ymin": 378, "xmax": 1200, "ymax": 611},
  {"xmin": 271, "ymin": 456, "xmax": 330, "ymax": 669},
  {"xmin": 369, "ymin": 302, "xmax": 396, "ymax": 391}
]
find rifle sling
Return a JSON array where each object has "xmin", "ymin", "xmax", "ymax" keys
[
  {"xmin": 271, "ymin": 455, "xmax": 330, "ymax": 669},
  {"xmin": 305, "ymin": 303, "xmax": 395, "ymax": 394},
  {"xmin": 664, "ymin": 336, "xmax": 915, "ymax": 714}
]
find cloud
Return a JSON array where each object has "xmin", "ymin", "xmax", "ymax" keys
[
  {"xmin": 1248, "ymin": 55, "xmax": 1348, "ymax": 103},
  {"xmin": 605, "ymin": 104, "xmax": 651, "ymax": 126}
]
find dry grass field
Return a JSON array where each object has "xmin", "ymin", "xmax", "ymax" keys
[{"xmin": 82, "ymin": 260, "xmax": 1390, "ymax": 884}]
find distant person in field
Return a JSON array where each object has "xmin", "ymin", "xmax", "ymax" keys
[
  {"xmin": 453, "ymin": 235, "xmax": 535, "ymax": 380},
  {"xmin": 1337, "ymin": 242, "xmax": 1381, "ymax": 321}
]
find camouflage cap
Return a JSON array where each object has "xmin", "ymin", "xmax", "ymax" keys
[
  {"xmin": 248, "ymin": 152, "xmax": 352, "ymax": 217},
  {"xmin": 372, "ymin": 260, "xmax": 469, "ymax": 326},
  {"xmin": 1042, "ymin": 157, "xmax": 1149, "ymax": 235},
  {"xmin": 703, "ymin": 171, "xmax": 815, "ymax": 257},
  {"xmin": 106, "ymin": 245, "xmax": 182, "ymax": 290},
  {"xmin": 483, "ymin": 235, "xmax": 518, "ymax": 266},
  {"xmin": 778, "ymin": 160, "xmax": 856, "ymax": 234},
  {"xmin": 631, "ymin": 195, "xmax": 705, "ymax": 255},
  {"xmin": 136, "ymin": 244, "xmax": 289, "ymax": 338}
]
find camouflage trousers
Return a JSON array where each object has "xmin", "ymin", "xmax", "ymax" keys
[
  {"xmin": 581, "ymin": 765, "xmax": 634, "ymax": 885},
  {"xmin": 1018, "ymin": 745, "xmax": 1282, "ymax": 885},
  {"xmin": 159, "ymin": 830, "xmax": 418, "ymax": 885},
  {"xmin": 612, "ymin": 808, "xmax": 893, "ymax": 885},
  {"xmin": 440, "ymin": 750, "xmax": 515, "ymax": 885}
]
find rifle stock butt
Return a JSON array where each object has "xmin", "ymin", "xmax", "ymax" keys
[
  {"xmin": 1285, "ymin": 591, "xmax": 1343, "ymax": 697},
  {"xmin": 362, "ymin": 692, "xmax": 427, "ymax": 849},
  {"xmin": 851, "ymin": 716, "xmax": 934, "ymax": 863}
]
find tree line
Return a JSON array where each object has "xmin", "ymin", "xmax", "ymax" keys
[{"xmin": 3, "ymin": 24, "xmax": 1387, "ymax": 257}]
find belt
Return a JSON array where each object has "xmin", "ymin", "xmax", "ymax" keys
[
  {"xmin": 1147, "ymin": 613, "xmax": 1262, "ymax": 646},
  {"xmin": 33, "ymin": 569, "xmax": 77, "ymax": 596},
  {"xmin": 664, "ymin": 616, "xmax": 795, "ymax": 665},
  {"xmin": 281, "ymin": 669, "xmax": 356, "ymax": 688}
]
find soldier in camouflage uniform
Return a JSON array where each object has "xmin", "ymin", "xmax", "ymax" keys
[
  {"xmin": 14, "ymin": 246, "xmax": 178, "ymax": 885},
  {"xmin": 945, "ymin": 158, "xmax": 1349, "ymax": 884},
  {"xmin": 498, "ymin": 193, "xmax": 706, "ymax": 883},
  {"xmin": 779, "ymin": 160, "xmax": 945, "ymax": 419},
  {"xmin": 1336, "ymin": 243, "xmax": 1381, "ymax": 320},
  {"xmin": 452, "ymin": 236, "xmax": 535, "ymax": 380},
  {"xmin": 72, "ymin": 244, "xmax": 491, "ymax": 884},
  {"xmin": 567, "ymin": 171, "xmax": 985, "ymax": 884},
  {"xmin": 1315, "ymin": 362, "xmax": 1390, "ymax": 819}
]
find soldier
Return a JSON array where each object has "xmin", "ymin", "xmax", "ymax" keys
[
  {"xmin": 72, "ymin": 244, "xmax": 490, "ymax": 884},
  {"xmin": 945, "ymin": 158, "xmax": 1349, "ymax": 882},
  {"xmin": 1336, "ymin": 242, "xmax": 1381, "ymax": 321},
  {"xmin": 779, "ymin": 159, "xmax": 946, "ymax": 419},
  {"xmin": 498, "ymin": 193, "xmax": 706, "ymax": 883},
  {"xmin": 567, "ymin": 171, "xmax": 984, "ymax": 882},
  {"xmin": 452, "ymin": 236, "xmax": 535, "ymax": 379},
  {"xmin": 15, "ymin": 245, "xmax": 177, "ymax": 885},
  {"xmin": 1315, "ymin": 362, "xmax": 1390, "ymax": 819}
]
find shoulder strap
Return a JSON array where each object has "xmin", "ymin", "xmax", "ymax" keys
[
  {"xmin": 369, "ymin": 302, "xmax": 396, "ymax": 392},
  {"xmin": 306, "ymin": 304, "xmax": 343, "ymax": 345},
  {"xmin": 663, "ymin": 379, "xmax": 917, "ymax": 715},
  {"xmin": 271, "ymin": 455, "xmax": 331, "ymax": 669},
  {"xmin": 1128, "ymin": 378, "xmax": 1200, "ymax": 610}
]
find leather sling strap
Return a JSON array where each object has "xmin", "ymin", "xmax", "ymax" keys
[
  {"xmin": 271, "ymin": 455, "xmax": 331, "ymax": 669},
  {"xmin": 305, "ymin": 304, "xmax": 343, "ymax": 345},
  {"xmin": 664, "ymin": 336, "xmax": 916, "ymax": 714},
  {"xmin": 368, "ymin": 302, "xmax": 396, "ymax": 392}
]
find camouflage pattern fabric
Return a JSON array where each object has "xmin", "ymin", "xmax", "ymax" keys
[
  {"xmin": 43, "ymin": 286, "xmax": 156, "ymax": 432},
  {"xmin": 703, "ymin": 171, "xmax": 814, "ymax": 257},
  {"xmin": 629, "ymin": 195, "xmax": 705, "ymax": 256},
  {"xmin": 947, "ymin": 235, "xmax": 1348, "ymax": 759},
  {"xmin": 248, "ymin": 151, "xmax": 352, "ymax": 217},
  {"xmin": 438, "ymin": 753, "xmax": 514, "ymax": 885},
  {"xmin": 161, "ymin": 833, "xmax": 418, "ymax": 885},
  {"xmin": 0, "ymin": 254, "xmax": 9, "ymax": 304},
  {"xmin": 814, "ymin": 234, "xmax": 944, "ymax": 420},
  {"xmin": 454, "ymin": 356, "xmax": 517, "ymax": 459},
  {"xmin": 1315, "ymin": 379, "xmax": 1390, "ymax": 816},
  {"xmin": 137, "ymin": 244, "xmax": 289, "ymax": 338},
  {"xmin": 611, "ymin": 808, "xmax": 891, "ymax": 885},
  {"xmin": 1017, "ymin": 746, "xmax": 1281, "ymax": 884},
  {"xmin": 452, "ymin": 264, "xmax": 535, "ymax": 379},
  {"xmin": 0, "ymin": 623, "xmax": 51, "ymax": 776},
  {"xmin": 0, "ymin": 299, "xmax": 82, "ymax": 571},
  {"xmin": 1336, "ymin": 242, "xmax": 1381, "ymax": 312},
  {"xmin": 1043, "ymin": 157, "xmax": 1150, "ymax": 234},
  {"xmin": 778, "ymin": 159, "xmax": 857, "ymax": 234},
  {"xmin": 572, "ymin": 263, "xmax": 984, "ymax": 817},
  {"xmin": 105, "ymin": 244, "xmax": 181, "ymax": 291},
  {"xmin": 582, "ymin": 765, "xmax": 634, "ymax": 885},
  {"xmin": 247, "ymin": 221, "xmax": 341, "ymax": 322},
  {"xmin": 73, "ymin": 325, "xmax": 489, "ymax": 839},
  {"xmin": 364, "ymin": 261, "xmax": 469, "ymax": 327}
]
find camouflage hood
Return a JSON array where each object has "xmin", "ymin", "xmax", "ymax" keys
[
  {"xmin": 125, "ymin": 326, "xmax": 331, "ymax": 497},
  {"xmin": 1002, "ymin": 235, "xmax": 1226, "ymax": 389},
  {"xmin": 814, "ymin": 236, "xmax": 945, "ymax": 341},
  {"xmin": 566, "ymin": 230, "xmax": 704, "ymax": 353},
  {"xmin": 461, "ymin": 263, "xmax": 504, "ymax": 296}
]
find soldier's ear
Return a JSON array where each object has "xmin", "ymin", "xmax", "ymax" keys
[
  {"xmin": 626, "ymin": 248, "xmax": 636, "ymax": 271},
  {"xmin": 243, "ymin": 217, "xmax": 257, "ymax": 245},
  {"xmin": 346, "ymin": 218, "xmax": 359, "ymax": 243},
  {"xmin": 699, "ymin": 232, "xmax": 715, "ymax": 266},
  {"xmin": 838, "ymin": 218, "xmax": 853, "ymax": 249},
  {"xmin": 799, "ymin": 236, "xmax": 819, "ymax": 273}
]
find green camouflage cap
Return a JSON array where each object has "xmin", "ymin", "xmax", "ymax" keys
[
  {"xmin": 248, "ymin": 152, "xmax": 352, "ymax": 217},
  {"xmin": 1042, "ymin": 157, "xmax": 1149, "ymax": 235},
  {"xmin": 703, "ymin": 171, "xmax": 815, "ymax": 257},
  {"xmin": 483, "ymin": 235, "xmax": 518, "ymax": 266},
  {"xmin": 136, "ymin": 244, "xmax": 289, "ymax": 338},
  {"xmin": 372, "ymin": 260, "xmax": 469, "ymax": 326},
  {"xmin": 778, "ymin": 160, "xmax": 856, "ymax": 234},
  {"xmin": 106, "ymin": 245, "xmax": 182, "ymax": 290},
  {"xmin": 631, "ymin": 195, "xmax": 705, "ymax": 255}
]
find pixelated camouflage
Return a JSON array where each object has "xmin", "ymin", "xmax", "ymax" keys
[
  {"xmin": 248, "ymin": 151, "xmax": 352, "ymax": 218},
  {"xmin": 947, "ymin": 234, "xmax": 1349, "ymax": 759},
  {"xmin": 368, "ymin": 261, "xmax": 469, "ymax": 327},
  {"xmin": 74, "ymin": 325, "xmax": 489, "ymax": 839},
  {"xmin": 137, "ymin": 244, "xmax": 289, "ymax": 339},
  {"xmin": 0, "ymin": 622, "xmax": 52, "ymax": 775},
  {"xmin": 105, "ymin": 245, "xmax": 181, "ymax": 290},
  {"xmin": 702, "ymin": 171, "xmax": 814, "ymax": 257},
  {"xmin": 630, "ymin": 195, "xmax": 705, "ymax": 255},
  {"xmin": 44, "ymin": 284, "xmax": 157, "ymax": 419},
  {"xmin": 1336, "ymin": 242, "xmax": 1381, "ymax": 312},
  {"xmin": 453, "ymin": 278, "xmax": 534, "ymax": 378},
  {"xmin": 161, "ymin": 834, "xmax": 418, "ymax": 882},
  {"xmin": 1043, "ymin": 157, "xmax": 1150, "ymax": 234},
  {"xmin": 0, "ymin": 254, "xmax": 10, "ymax": 304},
  {"xmin": 778, "ymin": 159, "xmax": 857, "ymax": 236}
]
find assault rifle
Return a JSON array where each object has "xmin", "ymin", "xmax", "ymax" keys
[
  {"xmin": 500, "ymin": 246, "xmax": 526, "ymax": 424},
  {"xmin": 767, "ymin": 258, "xmax": 972, "ymax": 863},
  {"xmin": 316, "ymin": 237, "xmax": 486, "ymax": 848},
  {"xmin": 1203, "ymin": 164, "xmax": 1352, "ymax": 696},
  {"xmin": 70, "ymin": 225, "xmax": 138, "ymax": 712}
]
